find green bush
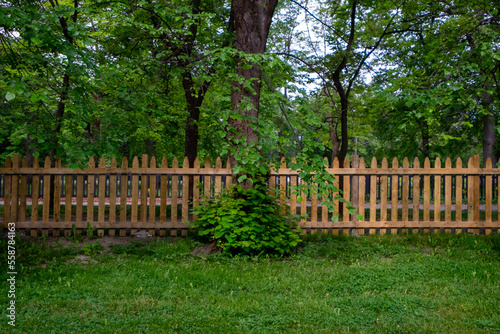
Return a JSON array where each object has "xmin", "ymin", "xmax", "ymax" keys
[{"xmin": 191, "ymin": 183, "xmax": 302, "ymax": 257}]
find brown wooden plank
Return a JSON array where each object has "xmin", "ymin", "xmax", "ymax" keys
[
  {"xmin": 332, "ymin": 157, "xmax": 339, "ymax": 219},
  {"xmin": 402, "ymin": 157, "xmax": 409, "ymax": 222},
  {"xmin": 485, "ymin": 158, "xmax": 492, "ymax": 227},
  {"xmin": 434, "ymin": 157, "xmax": 441, "ymax": 223},
  {"xmin": 290, "ymin": 158, "xmax": 297, "ymax": 216},
  {"xmin": 204, "ymin": 157, "xmax": 211, "ymax": 198},
  {"xmin": 192, "ymin": 157, "xmax": 200, "ymax": 220},
  {"xmin": 351, "ymin": 155, "xmax": 359, "ymax": 224},
  {"xmin": 456, "ymin": 158, "xmax": 463, "ymax": 224},
  {"xmin": 149, "ymin": 157, "xmax": 157, "ymax": 224},
  {"xmin": 10, "ymin": 154, "xmax": 20, "ymax": 223},
  {"xmin": 445, "ymin": 158, "xmax": 452, "ymax": 225},
  {"xmin": 141, "ymin": 154, "xmax": 148, "ymax": 223},
  {"xmin": 391, "ymin": 158, "xmax": 399, "ymax": 225},
  {"xmin": 31, "ymin": 157, "xmax": 40, "ymax": 231},
  {"xmin": 467, "ymin": 157, "xmax": 474, "ymax": 222},
  {"xmin": 98, "ymin": 156, "xmax": 106, "ymax": 225},
  {"xmin": 160, "ymin": 157, "xmax": 168, "ymax": 223},
  {"xmin": 413, "ymin": 158, "xmax": 420, "ymax": 223},
  {"xmin": 311, "ymin": 176, "xmax": 318, "ymax": 224},
  {"xmin": 73, "ymin": 164, "xmax": 83, "ymax": 225},
  {"xmin": 109, "ymin": 158, "xmax": 117, "ymax": 224},
  {"xmin": 4, "ymin": 157, "xmax": 12, "ymax": 226},
  {"xmin": 64, "ymin": 171, "xmax": 72, "ymax": 223},
  {"xmin": 380, "ymin": 158, "xmax": 388, "ymax": 223},
  {"xmin": 342, "ymin": 156, "xmax": 350, "ymax": 222},
  {"xmin": 300, "ymin": 178, "xmax": 307, "ymax": 224},
  {"xmin": 182, "ymin": 156, "xmax": 190, "ymax": 222},
  {"xmin": 171, "ymin": 157, "xmax": 179, "ymax": 225},
  {"xmin": 87, "ymin": 157, "xmax": 95, "ymax": 224},
  {"xmin": 281, "ymin": 158, "xmax": 287, "ymax": 214},
  {"xmin": 423, "ymin": 157, "xmax": 431, "ymax": 223},
  {"xmin": 19, "ymin": 157, "xmax": 27, "ymax": 223},
  {"xmin": 473, "ymin": 155, "xmax": 480, "ymax": 227},
  {"xmin": 120, "ymin": 157, "xmax": 128, "ymax": 225},
  {"xmin": 370, "ymin": 157, "xmax": 377, "ymax": 222},
  {"xmin": 42, "ymin": 157, "xmax": 51, "ymax": 223},
  {"xmin": 215, "ymin": 157, "xmax": 222, "ymax": 196},
  {"xmin": 357, "ymin": 158, "xmax": 366, "ymax": 234},
  {"xmin": 226, "ymin": 158, "xmax": 233, "ymax": 190},
  {"xmin": 52, "ymin": 158, "xmax": 61, "ymax": 236},
  {"xmin": 131, "ymin": 156, "xmax": 139, "ymax": 223}
]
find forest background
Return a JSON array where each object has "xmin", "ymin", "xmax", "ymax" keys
[{"xmin": 1, "ymin": 0, "xmax": 499, "ymax": 170}]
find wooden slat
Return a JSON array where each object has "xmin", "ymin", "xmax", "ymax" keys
[
  {"xmin": 445, "ymin": 158, "xmax": 452, "ymax": 226},
  {"xmin": 311, "ymin": 175, "xmax": 318, "ymax": 224},
  {"xmin": 473, "ymin": 155, "xmax": 480, "ymax": 227},
  {"xmin": 485, "ymin": 158, "xmax": 492, "ymax": 229},
  {"xmin": 423, "ymin": 157, "xmax": 431, "ymax": 223},
  {"xmin": 149, "ymin": 157, "xmax": 157, "ymax": 224},
  {"xmin": 87, "ymin": 157, "xmax": 95, "ymax": 224},
  {"xmin": 182, "ymin": 156, "xmax": 190, "ymax": 222},
  {"xmin": 30, "ymin": 157, "xmax": 40, "ymax": 233},
  {"xmin": 342, "ymin": 156, "xmax": 350, "ymax": 222},
  {"xmin": 4, "ymin": 157, "xmax": 12, "ymax": 226},
  {"xmin": 109, "ymin": 158, "xmax": 117, "ymax": 224},
  {"xmin": 402, "ymin": 157, "xmax": 409, "ymax": 222},
  {"xmin": 171, "ymin": 157, "xmax": 179, "ymax": 225},
  {"xmin": 380, "ymin": 158, "xmax": 388, "ymax": 222},
  {"xmin": 413, "ymin": 158, "xmax": 420, "ymax": 223},
  {"xmin": 467, "ymin": 157, "xmax": 474, "ymax": 222},
  {"xmin": 74, "ymin": 164, "xmax": 83, "ymax": 224},
  {"xmin": 160, "ymin": 157, "xmax": 168, "ymax": 223},
  {"xmin": 204, "ymin": 157, "xmax": 211, "ymax": 198},
  {"xmin": 98, "ymin": 157, "xmax": 106, "ymax": 225},
  {"xmin": 357, "ymin": 158, "xmax": 366, "ymax": 233},
  {"xmin": 215, "ymin": 157, "xmax": 222, "ymax": 196},
  {"xmin": 434, "ymin": 157, "xmax": 441, "ymax": 223},
  {"xmin": 290, "ymin": 158, "xmax": 297, "ymax": 215},
  {"xmin": 131, "ymin": 156, "xmax": 139, "ymax": 223},
  {"xmin": 19, "ymin": 157, "xmax": 27, "ymax": 223},
  {"xmin": 332, "ymin": 157, "xmax": 339, "ymax": 219},
  {"xmin": 281, "ymin": 158, "xmax": 287, "ymax": 214},
  {"xmin": 42, "ymin": 157, "xmax": 51, "ymax": 223},
  {"xmin": 64, "ymin": 171, "xmax": 72, "ymax": 224},
  {"xmin": 226, "ymin": 158, "xmax": 233, "ymax": 190},
  {"xmin": 10, "ymin": 154, "xmax": 20, "ymax": 223},
  {"xmin": 141, "ymin": 154, "xmax": 148, "ymax": 223},
  {"xmin": 192, "ymin": 157, "xmax": 200, "ymax": 220},
  {"xmin": 120, "ymin": 157, "xmax": 128, "ymax": 226},
  {"xmin": 456, "ymin": 158, "xmax": 463, "ymax": 224},
  {"xmin": 370, "ymin": 157, "xmax": 377, "ymax": 222},
  {"xmin": 300, "ymin": 178, "xmax": 307, "ymax": 223},
  {"xmin": 52, "ymin": 158, "xmax": 61, "ymax": 236},
  {"xmin": 391, "ymin": 158, "xmax": 399, "ymax": 225}
]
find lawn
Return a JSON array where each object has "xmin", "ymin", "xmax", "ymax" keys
[{"xmin": 1, "ymin": 233, "xmax": 499, "ymax": 333}]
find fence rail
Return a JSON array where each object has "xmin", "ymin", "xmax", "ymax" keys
[{"xmin": 1, "ymin": 154, "xmax": 499, "ymax": 236}]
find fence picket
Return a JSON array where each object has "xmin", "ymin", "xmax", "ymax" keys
[
  {"xmin": 87, "ymin": 157, "xmax": 95, "ymax": 224},
  {"xmin": 358, "ymin": 157, "xmax": 366, "ymax": 234},
  {"xmin": 413, "ymin": 158, "xmax": 420, "ymax": 223},
  {"xmin": 423, "ymin": 158, "xmax": 431, "ymax": 226},
  {"xmin": 182, "ymin": 157, "xmax": 190, "ymax": 225},
  {"xmin": 192, "ymin": 157, "xmax": 200, "ymax": 220},
  {"xmin": 141, "ymin": 154, "xmax": 148, "ymax": 224},
  {"xmin": 76, "ymin": 161, "xmax": 83, "ymax": 224},
  {"xmin": 109, "ymin": 158, "xmax": 117, "ymax": 226},
  {"xmin": 171, "ymin": 157, "xmax": 179, "ymax": 227},
  {"xmin": 402, "ymin": 158, "xmax": 409, "ymax": 224},
  {"xmin": 160, "ymin": 157, "xmax": 168, "ymax": 226},
  {"xmin": 456, "ymin": 158, "xmax": 463, "ymax": 231},
  {"xmin": 370, "ymin": 157, "xmax": 377, "ymax": 224},
  {"xmin": 120, "ymin": 157, "xmax": 128, "ymax": 232},
  {"xmin": 30, "ymin": 157, "xmax": 39, "ymax": 236},
  {"xmin": 342, "ymin": 156, "xmax": 350, "ymax": 223},
  {"xmin": 445, "ymin": 158, "xmax": 452, "ymax": 230},
  {"xmin": 391, "ymin": 158, "xmax": 398, "ymax": 230},
  {"xmin": 11, "ymin": 154, "xmax": 20, "ymax": 223},
  {"xmin": 131, "ymin": 156, "xmax": 139, "ymax": 224},
  {"xmin": 98, "ymin": 157, "xmax": 106, "ymax": 229},
  {"xmin": 4, "ymin": 157, "xmax": 11, "ymax": 226},
  {"xmin": 149, "ymin": 157, "xmax": 157, "ymax": 226},
  {"xmin": 290, "ymin": 158, "xmax": 297, "ymax": 216},
  {"xmin": 434, "ymin": 157, "xmax": 441, "ymax": 226},
  {"xmin": 485, "ymin": 158, "xmax": 492, "ymax": 231},
  {"xmin": 42, "ymin": 157, "xmax": 51, "ymax": 225},
  {"xmin": 19, "ymin": 157, "xmax": 27, "ymax": 223}
]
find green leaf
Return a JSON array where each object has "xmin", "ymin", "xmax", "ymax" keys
[
  {"xmin": 297, "ymin": 196, "xmax": 302, "ymax": 203},
  {"xmin": 237, "ymin": 175, "xmax": 247, "ymax": 183},
  {"xmin": 5, "ymin": 92, "xmax": 15, "ymax": 101}
]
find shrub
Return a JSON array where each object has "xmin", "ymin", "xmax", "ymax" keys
[{"xmin": 191, "ymin": 183, "xmax": 302, "ymax": 257}]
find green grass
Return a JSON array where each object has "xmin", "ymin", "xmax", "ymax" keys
[{"xmin": 1, "ymin": 233, "xmax": 499, "ymax": 333}]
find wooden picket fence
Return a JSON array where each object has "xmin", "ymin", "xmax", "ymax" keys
[{"xmin": 1, "ymin": 153, "xmax": 499, "ymax": 236}]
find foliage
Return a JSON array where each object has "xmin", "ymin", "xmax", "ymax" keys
[{"xmin": 191, "ymin": 182, "xmax": 302, "ymax": 257}]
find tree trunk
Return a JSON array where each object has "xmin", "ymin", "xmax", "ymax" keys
[
  {"xmin": 482, "ymin": 90, "xmax": 496, "ymax": 166},
  {"xmin": 229, "ymin": 0, "xmax": 278, "ymax": 148}
]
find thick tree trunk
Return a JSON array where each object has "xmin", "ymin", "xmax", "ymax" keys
[
  {"xmin": 229, "ymin": 0, "xmax": 278, "ymax": 150},
  {"xmin": 482, "ymin": 90, "xmax": 496, "ymax": 166}
]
